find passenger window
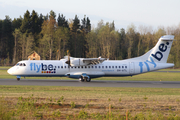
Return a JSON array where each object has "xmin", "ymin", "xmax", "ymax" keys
[
  {"xmin": 81, "ymin": 66, "xmax": 83, "ymax": 68},
  {"xmin": 95, "ymin": 66, "xmax": 97, "ymax": 68},
  {"xmin": 115, "ymin": 66, "xmax": 117, "ymax": 68},
  {"xmin": 125, "ymin": 66, "xmax": 127, "ymax": 68},
  {"xmin": 65, "ymin": 66, "xmax": 66, "ymax": 68},
  {"xmin": 102, "ymin": 66, "xmax": 104, "ymax": 68},
  {"xmin": 71, "ymin": 66, "xmax": 73, "ymax": 69},
  {"xmin": 58, "ymin": 66, "xmax": 60, "ymax": 68},
  {"xmin": 92, "ymin": 66, "xmax": 93, "ymax": 68},
  {"xmin": 99, "ymin": 66, "xmax": 101, "ymax": 68},
  {"xmin": 122, "ymin": 66, "xmax": 124, "ymax": 68},
  {"xmin": 85, "ymin": 66, "xmax": 87, "ymax": 68},
  {"xmin": 109, "ymin": 66, "xmax": 111, "ymax": 68},
  {"xmin": 119, "ymin": 66, "xmax": 121, "ymax": 68},
  {"xmin": 78, "ymin": 66, "xmax": 80, "ymax": 68},
  {"xmin": 106, "ymin": 66, "xmax": 107, "ymax": 68},
  {"xmin": 88, "ymin": 66, "xmax": 90, "ymax": 68},
  {"xmin": 75, "ymin": 66, "xmax": 76, "ymax": 69},
  {"xmin": 112, "ymin": 66, "xmax": 114, "ymax": 68},
  {"xmin": 61, "ymin": 66, "xmax": 63, "ymax": 68}
]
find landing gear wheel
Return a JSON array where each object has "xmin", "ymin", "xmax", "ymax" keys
[
  {"xmin": 86, "ymin": 77, "xmax": 91, "ymax": 82},
  {"xmin": 17, "ymin": 78, "xmax": 20, "ymax": 81},
  {"xmin": 79, "ymin": 76, "xmax": 84, "ymax": 82}
]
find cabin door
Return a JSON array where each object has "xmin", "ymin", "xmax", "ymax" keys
[{"xmin": 130, "ymin": 62, "xmax": 134, "ymax": 74}]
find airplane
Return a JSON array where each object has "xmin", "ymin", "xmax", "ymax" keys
[{"xmin": 7, "ymin": 35, "xmax": 175, "ymax": 82}]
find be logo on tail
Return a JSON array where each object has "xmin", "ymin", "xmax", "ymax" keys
[
  {"xmin": 139, "ymin": 35, "xmax": 174, "ymax": 73},
  {"xmin": 139, "ymin": 42, "xmax": 169, "ymax": 73},
  {"xmin": 151, "ymin": 42, "xmax": 169, "ymax": 61}
]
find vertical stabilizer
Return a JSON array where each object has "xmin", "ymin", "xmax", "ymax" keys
[{"xmin": 140, "ymin": 35, "xmax": 174, "ymax": 63}]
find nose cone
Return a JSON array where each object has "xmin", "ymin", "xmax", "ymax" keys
[{"xmin": 7, "ymin": 68, "xmax": 14, "ymax": 75}]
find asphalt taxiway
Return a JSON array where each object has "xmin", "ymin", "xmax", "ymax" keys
[{"xmin": 0, "ymin": 79, "xmax": 180, "ymax": 88}]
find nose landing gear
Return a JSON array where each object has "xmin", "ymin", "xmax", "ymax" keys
[{"xmin": 16, "ymin": 76, "xmax": 21, "ymax": 81}]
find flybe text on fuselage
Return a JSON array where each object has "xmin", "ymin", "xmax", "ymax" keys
[{"xmin": 30, "ymin": 63, "xmax": 56, "ymax": 73}]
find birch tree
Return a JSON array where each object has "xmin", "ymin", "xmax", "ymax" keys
[{"xmin": 41, "ymin": 15, "xmax": 57, "ymax": 60}]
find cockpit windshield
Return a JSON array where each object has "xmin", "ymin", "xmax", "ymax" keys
[{"xmin": 16, "ymin": 63, "xmax": 26, "ymax": 66}]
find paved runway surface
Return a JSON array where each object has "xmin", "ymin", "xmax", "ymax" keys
[{"xmin": 0, "ymin": 79, "xmax": 180, "ymax": 88}]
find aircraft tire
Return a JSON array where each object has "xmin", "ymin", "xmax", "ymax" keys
[
  {"xmin": 17, "ymin": 78, "xmax": 20, "ymax": 81},
  {"xmin": 86, "ymin": 78, "xmax": 91, "ymax": 82}
]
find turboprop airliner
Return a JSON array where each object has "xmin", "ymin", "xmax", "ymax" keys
[{"xmin": 7, "ymin": 35, "xmax": 175, "ymax": 82}]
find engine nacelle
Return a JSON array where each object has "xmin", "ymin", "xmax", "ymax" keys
[
  {"xmin": 64, "ymin": 56, "xmax": 107, "ymax": 66},
  {"xmin": 70, "ymin": 58, "xmax": 88, "ymax": 66}
]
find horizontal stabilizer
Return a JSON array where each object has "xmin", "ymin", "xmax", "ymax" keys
[{"xmin": 160, "ymin": 35, "xmax": 174, "ymax": 41}]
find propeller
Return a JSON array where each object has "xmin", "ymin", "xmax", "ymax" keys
[{"xmin": 65, "ymin": 50, "xmax": 71, "ymax": 71}]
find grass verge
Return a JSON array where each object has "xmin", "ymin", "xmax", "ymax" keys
[{"xmin": 0, "ymin": 85, "xmax": 180, "ymax": 119}]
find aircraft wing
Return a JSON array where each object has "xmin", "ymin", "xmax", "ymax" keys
[{"xmin": 64, "ymin": 56, "xmax": 107, "ymax": 66}]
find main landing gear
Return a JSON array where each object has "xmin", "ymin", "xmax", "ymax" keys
[{"xmin": 79, "ymin": 76, "xmax": 91, "ymax": 82}]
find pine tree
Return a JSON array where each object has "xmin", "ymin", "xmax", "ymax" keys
[
  {"xmin": 49, "ymin": 10, "xmax": 56, "ymax": 20},
  {"xmin": 119, "ymin": 28, "xmax": 126, "ymax": 59},
  {"xmin": 1, "ymin": 16, "xmax": 14, "ymax": 62},
  {"xmin": 30, "ymin": 10, "xmax": 40, "ymax": 50},
  {"xmin": 86, "ymin": 17, "xmax": 91, "ymax": 33},
  {"xmin": 12, "ymin": 17, "xmax": 22, "ymax": 31},
  {"xmin": 110, "ymin": 21, "xmax": 115, "ymax": 31},
  {"xmin": 57, "ymin": 14, "xmax": 69, "ymax": 28},
  {"xmin": 38, "ymin": 14, "xmax": 44, "ymax": 33},
  {"xmin": 20, "ymin": 10, "xmax": 31, "ymax": 33},
  {"xmin": 72, "ymin": 15, "xmax": 80, "ymax": 32},
  {"xmin": 30, "ymin": 10, "xmax": 39, "ymax": 34},
  {"xmin": 71, "ymin": 15, "xmax": 80, "ymax": 57}
]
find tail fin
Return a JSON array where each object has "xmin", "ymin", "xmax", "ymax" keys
[{"xmin": 140, "ymin": 35, "xmax": 174, "ymax": 63}]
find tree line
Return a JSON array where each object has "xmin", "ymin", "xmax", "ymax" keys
[{"xmin": 0, "ymin": 10, "xmax": 180, "ymax": 67}]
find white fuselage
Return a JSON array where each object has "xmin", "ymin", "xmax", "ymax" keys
[{"xmin": 7, "ymin": 58, "xmax": 174, "ymax": 79}]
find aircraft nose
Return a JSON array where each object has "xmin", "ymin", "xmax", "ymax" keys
[{"xmin": 7, "ymin": 68, "xmax": 14, "ymax": 75}]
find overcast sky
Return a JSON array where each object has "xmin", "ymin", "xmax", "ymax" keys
[{"xmin": 0, "ymin": 0, "xmax": 180, "ymax": 30}]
